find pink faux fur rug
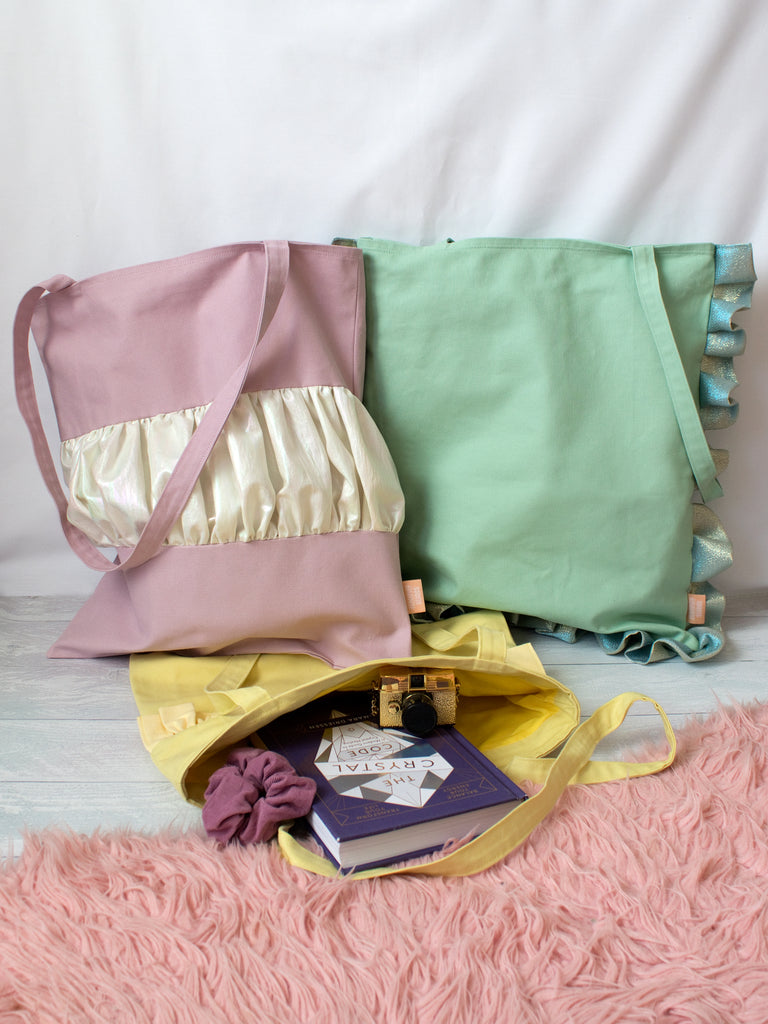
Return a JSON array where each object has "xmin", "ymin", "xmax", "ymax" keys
[{"xmin": 2, "ymin": 701, "xmax": 768, "ymax": 1024}]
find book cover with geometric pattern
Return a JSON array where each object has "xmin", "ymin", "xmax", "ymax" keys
[{"xmin": 258, "ymin": 697, "xmax": 526, "ymax": 869}]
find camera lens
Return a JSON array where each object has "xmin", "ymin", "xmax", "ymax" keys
[{"xmin": 401, "ymin": 692, "xmax": 438, "ymax": 736}]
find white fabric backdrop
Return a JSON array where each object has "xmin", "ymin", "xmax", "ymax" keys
[{"xmin": 2, "ymin": 0, "xmax": 766, "ymax": 597}]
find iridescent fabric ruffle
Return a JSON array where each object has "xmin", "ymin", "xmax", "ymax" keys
[
  {"xmin": 699, "ymin": 244, "xmax": 756, "ymax": 430},
  {"xmin": 61, "ymin": 385, "xmax": 405, "ymax": 548}
]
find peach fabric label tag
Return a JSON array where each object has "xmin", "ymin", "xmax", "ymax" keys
[
  {"xmin": 687, "ymin": 593, "xmax": 707, "ymax": 625},
  {"xmin": 402, "ymin": 579, "xmax": 426, "ymax": 614}
]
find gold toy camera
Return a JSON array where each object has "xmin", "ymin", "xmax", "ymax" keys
[{"xmin": 372, "ymin": 668, "xmax": 459, "ymax": 737}]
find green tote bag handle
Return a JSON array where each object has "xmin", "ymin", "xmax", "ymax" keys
[{"xmin": 632, "ymin": 245, "xmax": 721, "ymax": 503}]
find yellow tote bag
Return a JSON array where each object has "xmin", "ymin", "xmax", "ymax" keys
[{"xmin": 130, "ymin": 611, "xmax": 675, "ymax": 878}]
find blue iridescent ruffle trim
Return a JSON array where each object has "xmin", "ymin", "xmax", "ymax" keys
[{"xmin": 700, "ymin": 244, "xmax": 756, "ymax": 430}]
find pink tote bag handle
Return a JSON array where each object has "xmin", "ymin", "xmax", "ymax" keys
[{"xmin": 13, "ymin": 240, "xmax": 290, "ymax": 573}]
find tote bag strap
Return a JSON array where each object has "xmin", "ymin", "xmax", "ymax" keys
[
  {"xmin": 631, "ymin": 244, "xmax": 721, "ymax": 504},
  {"xmin": 13, "ymin": 240, "xmax": 290, "ymax": 573},
  {"xmin": 411, "ymin": 614, "xmax": 511, "ymax": 665},
  {"xmin": 277, "ymin": 690, "xmax": 676, "ymax": 878}
]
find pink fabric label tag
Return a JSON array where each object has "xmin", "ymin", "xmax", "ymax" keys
[
  {"xmin": 402, "ymin": 579, "xmax": 426, "ymax": 614},
  {"xmin": 687, "ymin": 593, "xmax": 707, "ymax": 625}
]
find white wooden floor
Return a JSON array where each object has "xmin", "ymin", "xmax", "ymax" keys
[{"xmin": 1, "ymin": 592, "xmax": 766, "ymax": 859}]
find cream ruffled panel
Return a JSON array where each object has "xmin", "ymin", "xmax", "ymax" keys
[{"xmin": 61, "ymin": 386, "xmax": 405, "ymax": 547}]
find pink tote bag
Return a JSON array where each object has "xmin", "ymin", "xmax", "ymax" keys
[{"xmin": 14, "ymin": 240, "xmax": 411, "ymax": 667}]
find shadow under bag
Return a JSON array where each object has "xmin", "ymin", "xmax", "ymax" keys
[
  {"xmin": 357, "ymin": 237, "xmax": 756, "ymax": 663},
  {"xmin": 14, "ymin": 241, "xmax": 411, "ymax": 667}
]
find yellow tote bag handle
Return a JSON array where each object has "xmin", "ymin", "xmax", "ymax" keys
[
  {"xmin": 410, "ymin": 613, "xmax": 513, "ymax": 665},
  {"xmin": 277, "ymin": 691, "xmax": 675, "ymax": 879}
]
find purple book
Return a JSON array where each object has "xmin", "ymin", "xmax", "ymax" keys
[{"xmin": 257, "ymin": 698, "xmax": 527, "ymax": 870}]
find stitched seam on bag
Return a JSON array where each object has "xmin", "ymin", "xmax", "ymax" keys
[
  {"xmin": 59, "ymin": 384, "xmax": 357, "ymax": 440},
  {"xmin": 361, "ymin": 240, "xmax": 716, "ymax": 257},
  {"xmin": 352, "ymin": 254, "xmax": 363, "ymax": 398},
  {"xmin": 111, "ymin": 527, "xmax": 401, "ymax": 552},
  {"xmin": 130, "ymin": 527, "xmax": 401, "ymax": 551}
]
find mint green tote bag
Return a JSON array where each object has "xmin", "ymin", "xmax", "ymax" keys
[{"xmin": 354, "ymin": 238, "xmax": 755, "ymax": 663}]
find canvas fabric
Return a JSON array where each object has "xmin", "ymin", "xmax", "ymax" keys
[
  {"xmin": 14, "ymin": 241, "xmax": 411, "ymax": 667},
  {"xmin": 356, "ymin": 237, "xmax": 756, "ymax": 663},
  {"xmin": 130, "ymin": 611, "xmax": 675, "ymax": 878}
]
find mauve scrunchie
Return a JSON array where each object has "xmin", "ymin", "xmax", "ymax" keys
[{"xmin": 202, "ymin": 748, "xmax": 317, "ymax": 845}]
